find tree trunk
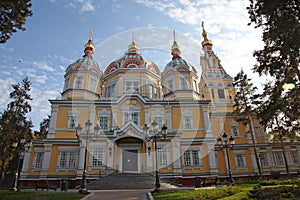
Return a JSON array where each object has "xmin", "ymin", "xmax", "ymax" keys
[
  {"xmin": 280, "ymin": 138, "xmax": 290, "ymax": 177},
  {"xmin": 0, "ymin": 158, "xmax": 6, "ymax": 183},
  {"xmin": 248, "ymin": 116, "xmax": 262, "ymax": 178}
]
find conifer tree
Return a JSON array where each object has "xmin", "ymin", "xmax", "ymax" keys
[
  {"xmin": 233, "ymin": 69, "xmax": 262, "ymax": 178},
  {"xmin": 248, "ymin": 0, "xmax": 300, "ymax": 177},
  {"xmin": 0, "ymin": 77, "xmax": 33, "ymax": 182},
  {"xmin": 247, "ymin": 0, "xmax": 299, "ymax": 131}
]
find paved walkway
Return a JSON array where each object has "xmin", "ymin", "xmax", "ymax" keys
[
  {"xmin": 82, "ymin": 189, "xmax": 151, "ymax": 200},
  {"xmin": 81, "ymin": 182, "xmax": 191, "ymax": 200}
]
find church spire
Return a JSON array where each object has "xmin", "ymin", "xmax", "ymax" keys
[
  {"xmin": 171, "ymin": 30, "xmax": 181, "ymax": 59},
  {"xmin": 84, "ymin": 28, "xmax": 95, "ymax": 57},
  {"xmin": 201, "ymin": 22, "xmax": 213, "ymax": 47},
  {"xmin": 127, "ymin": 32, "xmax": 140, "ymax": 55}
]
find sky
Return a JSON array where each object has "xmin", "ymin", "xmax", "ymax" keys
[{"xmin": 0, "ymin": 0, "xmax": 264, "ymax": 130}]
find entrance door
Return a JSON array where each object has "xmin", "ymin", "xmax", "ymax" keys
[{"xmin": 122, "ymin": 150, "xmax": 138, "ymax": 172}]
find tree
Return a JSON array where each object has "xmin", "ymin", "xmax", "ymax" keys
[
  {"xmin": 233, "ymin": 69, "xmax": 262, "ymax": 178},
  {"xmin": 0, "ymin": 0, "xmax": 33, "ymax": 43},
  {"xmin": 248, "ymin": 0, "xmax": 300, "ymax": 177},
  {"xmin": 35, "ymin": 115, "xmax": 50, "ymax": 139},
  {"xmin": 0, "ymin": 77, "xmax": 33, "ymax": 182},
  {"xmin": 247, "ymin": 0, "xmax": 300, "ymax": 126}
]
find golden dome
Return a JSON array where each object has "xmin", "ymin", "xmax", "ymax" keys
[
  {"xmin": 201, "ymin": 21, "xmax": 213, "ymax": 46},
  {"xmin": 171, "ymin": 30, "xmax": 181, "ymax": 57},
  {"xmin": 84, "ymin": 28, "xmax": 95, "ymax": 51},
  {"xmin": 128, "ymin": 32, "xmax": 140, "ymax": 55}
]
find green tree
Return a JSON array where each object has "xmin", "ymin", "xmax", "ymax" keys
[
  {"xmin": 0, "ymin": 0, "xmax": 33, "ymax": 43},
  {"xmin": 247, "ymin": 0, "xmax": 300, "ymax": 176},
  {"xmin": 247, "ymin": 0, "xmax": 300, "ymax": 125},
  {"xmin": 35, "ymin": 115, "xmax": 51, "ymax": 139},
  {"xmin": 233, "ymin": 69, "xmax": 262, "ymax": 178},
  {"xmin": 0, "ymin": 77, "xmax": 33, "ymax": 182}
]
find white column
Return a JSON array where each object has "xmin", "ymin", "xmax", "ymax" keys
[
  {"xmin": 145, "ymin": 106, "xmax": 150, "ymax": 125},
  {"xmin": 107, "ymin": 144, "xmax": 113, "ymax": 170},
  {"xmin": 20, "ymin": 151, "xmax": 32, "ymax": 177},
  {"xmin": 146, "ymin": 145, "xmax": 153, "ymax": 172},
  {"xmin": 41, "ymin": 145, "xmax": 52, "ymax": 177},
  {"xmin": 203, "ymin": 109, "xmax": 213, "ymax": 137},
  {"xmin": 78, "ymin": 146, "xmax": 86, "ymax": 171},
  {"xmin": 172, "ymin": 141, "xmax": 182, "ymax": 174},
  {"xmin": 166, "ymin": 106, "xmax": 172, "ymax": 131},
  {"xmin": 89, "ymin": 105, "xmax": 95, "ymax": 128},
  {"xmin": 207, "ymin": 143, "xmax": 218, "ymax": 173},
  {"xmin": 112, "ymin": 106, "xmax": 118, "ymax": 129},
  {"xmin": 48, "ymin": 106, "xmax": 58, "ymax": 138}
]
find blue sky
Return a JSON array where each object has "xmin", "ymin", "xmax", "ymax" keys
[{"xmin": 0, "ymin": 0, "xmax": 263, "ymax": 130}]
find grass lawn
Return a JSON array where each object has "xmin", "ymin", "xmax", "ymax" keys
[
  {"xmin": 153, "ymin": 179, "xmax": 300, "ymax": 200},
  {"xmin": 0, "ymin": 190, "xmax": 86, "ymax": 200},
  {"xmin": 153, "ymin": 185, "xmax": 251, "ymax": 200}
]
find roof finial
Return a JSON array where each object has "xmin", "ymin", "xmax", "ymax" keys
[
  {"xmin": 132, "ymin": 32, "xmax": 135, "ymax": 43},
  {"xmin": 84, "ymin": 28, "xmax": 95, "ymax": 53},
  {"xmin": 171, "ymin": 29, "xmax": 181, "ymax": 58},
  {"xmin": 128, "ymin": 32, "xmax": 140, "ymax": 55},
  {"xmin": 173, "ymin": 29, "xmax": 176, "ymax": 42},
  {"xmin": 89, "ymin": 28, "xmax": 93, "ymax": 41},
  {"xmin": 201, "ymin": 21, "xmax": 213, "ymax": 47}
]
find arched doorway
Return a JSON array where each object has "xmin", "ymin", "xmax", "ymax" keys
[{"xmin": 115, "ymin": 136, "xmax": 145, "ymax": 173}]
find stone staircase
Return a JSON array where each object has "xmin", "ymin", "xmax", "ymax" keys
[{"xmin": 87, "ymin": 173, "xmax": 155, "ymax": 190}]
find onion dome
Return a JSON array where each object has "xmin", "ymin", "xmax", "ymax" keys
[
  {"xmin": 201, "ymin": 21, "xmax": 213, "ymax": 47},
  {"xmin": 62, "ymin": 29, "xmax": 102, "ymax": 100},
  {"xmin": 165, "ymin": 30, "xmax": 195, "ymax": 72},
  {"xmin": 65, "ymin": 28, "xmax": 102, "ymax": 77},
  {"xmin": 104, "ymin": 33, "xmax": 160, "ymax": 76}
]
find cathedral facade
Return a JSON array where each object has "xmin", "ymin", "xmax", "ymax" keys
[{"xmin": 20, "ymin": 25, "xmax": 300, "ymax": 186}]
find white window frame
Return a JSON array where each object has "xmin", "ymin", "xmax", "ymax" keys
[
  {"xmin": 183, "ymin": 151, "xmax": 191, "ymax": 166},
  {"xmin": 107, "ymin": 83, "xmax": 116, "ymax": 97},
  {"xmin": 180, "ymin": 77, "xmax": 188, "ymax": 90},
  {"xmin": 33, "ymin": 152, "xmax": 44, "ymax": 169},
  {"xmin": 58, "ymin": 151, "xmax": 78, "ymax": 169},
  {"xmin": 273, "ymin": 152, "xmax": 284, "ymax": 166},
  {"xmin": 217, "ymin": 89, "xmax": 225, "ymax": 99},
  {"xmin": 290, "ymin": 151, "xmax": 299, "ymax": 165},
  {"xmin": 67, "ymin": 110, "xmax": 79, "ymax": 129},
  {"xmin": 122, "ymin": 106, "xmax": 140, "ymax": 125},
  {"xmin": 259, "ymin": 153, "xmax": 269, "ymax": 167},
  {"xmin": 88, "ymin": 77, "xmax": 97, "ymax": 92},
  {"xmin": 92, "ymin": 148, "xmax": 104, "ymax": 167},
  {"xmin": 231, "ymin": 122, "xmax": 239, "ymax": 136},
  {"xmin": 157, "ymin": 148, "xmax": 167, "ymax": 166},
  {"xmin": 182, "ymin": 109, "xmax": 193, "ymax": 129},
  {"xmin": 166, "ymin": 79, "xmax": 174, "ymax": 93},
  {"xmin": 254, "ymin": 126, "xmax": 262, "ymax": 137},
  {"xmin": 125, "ymin": 80, "xmax": 139, "ymax": 93},
  {"xmin": 235, "ymin": 154, "xmax": 246, "ymax": 168},
  {"xmin": 63, "ymin": 76, "xmax": 70, "ymax": 91},
  {"xmin": 74, "ymin": 76, "xmax": 84, "ymax": 89}
]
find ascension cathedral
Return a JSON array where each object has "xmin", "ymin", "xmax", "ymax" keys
[{"xmin": 20, "ymin": 23, "xmax": 300, "ymax": 187}]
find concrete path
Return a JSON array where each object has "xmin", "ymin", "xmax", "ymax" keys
[{"xmin": 83, "ymin": 189, "xmax": 151, "ymax": 200}]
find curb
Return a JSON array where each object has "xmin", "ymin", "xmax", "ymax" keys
[
  {"xmin": 80, "ymin": 192, "xmax": 95, "ymax": 200},
  {"xmin": 147, "ymin": 192, "xmax": 154, "ymax": 200}
]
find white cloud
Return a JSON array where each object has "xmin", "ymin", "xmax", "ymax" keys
[
  {"xmin": 0, "ymin": 77, "xmax": 17, "ymax": 110},
  {"xmin": 67, "ymin": 0, "xmax": 95, "ymax": 12},
  {"xmin": 33, "ymin": 61, "xmax": 55, "ymax": 72},
  {"xmin": 134, "ymin": 0, "xmax": 264, "ymax": 86}
]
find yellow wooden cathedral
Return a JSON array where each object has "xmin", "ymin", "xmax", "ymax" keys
[{"xmin": 20, "ymin": 24, "xmax": 300, "ymax": 187}]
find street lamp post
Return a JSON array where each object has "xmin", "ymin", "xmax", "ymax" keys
[
  {"xmin": 217, "ymin": 133, "xmax": 234, "ymax": 186},
  {"xmin": 143, "ymin": 121, "xmax": 167, "ymax": 192},
  {"xmin": 10, "ymin": 137, "xmax": 32, "ymax": 192},
  {"xmin": 75, "ymin": 120, "xmax": 100, "ymax": 194}
]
